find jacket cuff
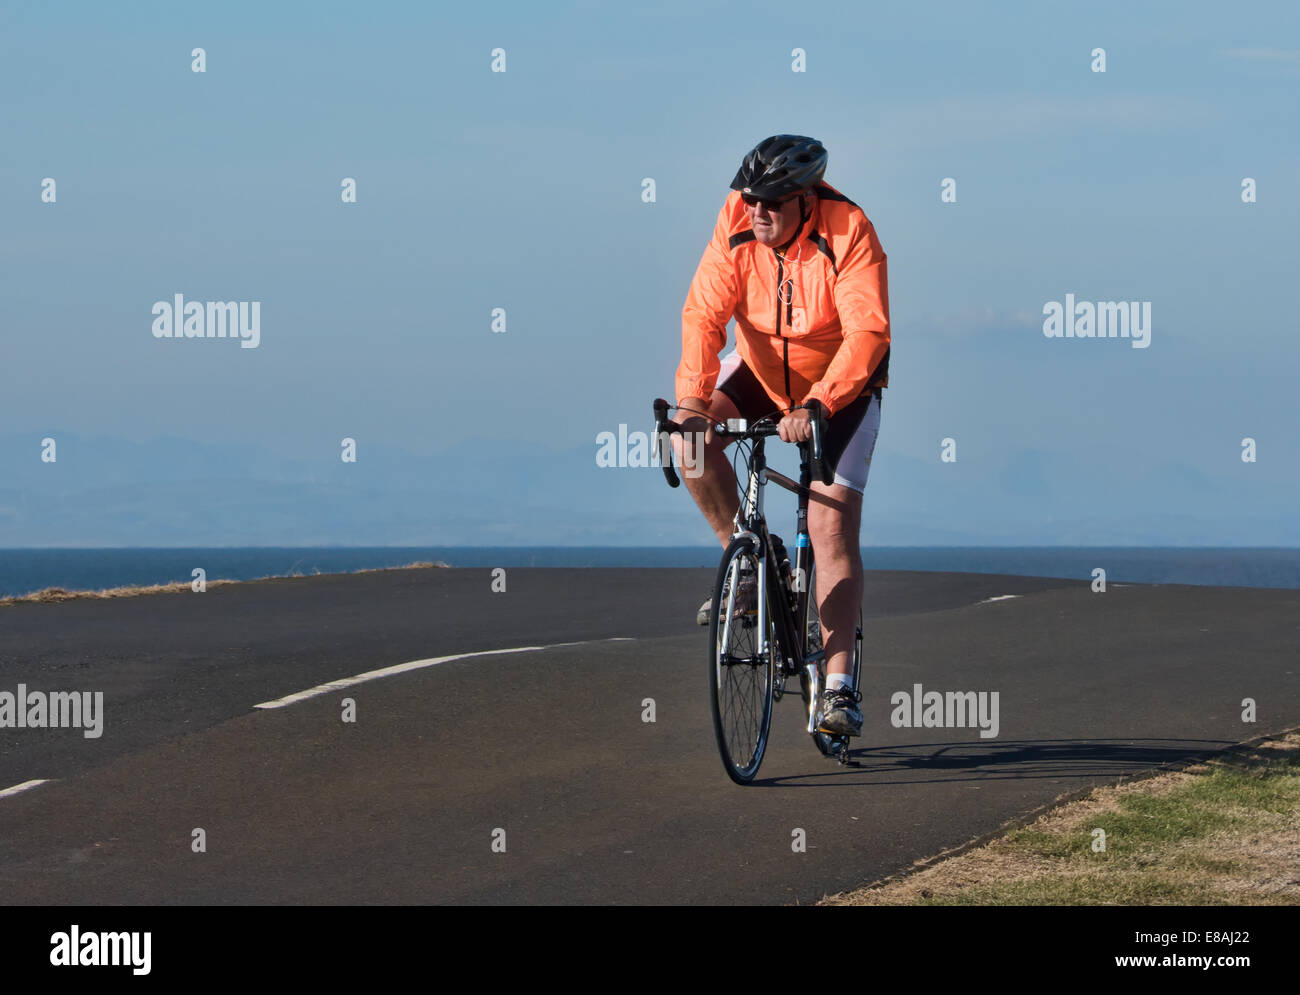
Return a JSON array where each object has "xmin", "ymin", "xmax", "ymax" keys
[
  {"xmin": 804, "ymin": 386, "xmax": 836, "ymax": 418},
  {"xmin": 675, "ymin": 393, "xmax": 711, "ymax": 416}
]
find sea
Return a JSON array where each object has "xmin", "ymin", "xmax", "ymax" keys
[{"xmin": 2, "ymin": 547, "xmax": 1299, "ymax": 600}]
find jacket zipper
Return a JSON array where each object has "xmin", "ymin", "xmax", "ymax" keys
[{"xmin": 774, "ymin": 252, "xmax": 792, "ymax": 406}]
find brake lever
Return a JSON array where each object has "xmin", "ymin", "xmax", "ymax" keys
[
  {"xmin": 805, "ymin": 400, "xmax": 834, "ymax": 486},
  {"xmin": 653, "ymin": 398, "xmax": 681, "ymax": 488}
]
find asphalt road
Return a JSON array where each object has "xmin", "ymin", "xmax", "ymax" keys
[{"xmin": 1, "ymin": 567, "xmax": 1297, "ymax": 904}]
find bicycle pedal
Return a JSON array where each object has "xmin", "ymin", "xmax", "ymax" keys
[
  {"xmin": 816, "ymin": 723, "xmax": 862, "ymax": 737},
  {"xmin": 826, "ymin": 738, "xmax": 857, "ymax": 765}
]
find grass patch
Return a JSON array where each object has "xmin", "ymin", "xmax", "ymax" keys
[
  {"xmin": 824, "ymin": 730, "xmax": 1300, "ymax": 906},
  {"xmin": 0, "ymin": 561, "xmax": 449, "ymax": 606}
]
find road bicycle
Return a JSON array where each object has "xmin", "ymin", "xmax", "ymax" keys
[{"xmin": 654, "ymin": 398, "xmax": 864, "ymax": 785}]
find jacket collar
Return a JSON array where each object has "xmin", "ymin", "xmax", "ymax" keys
[{"xmin": 773, "ymin": 192, "xmax": 817, "ymax": 257}]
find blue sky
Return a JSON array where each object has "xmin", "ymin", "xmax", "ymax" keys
[{"xmin": 2, "ymin": 0, "xmax": 1297, "ymax": 546}]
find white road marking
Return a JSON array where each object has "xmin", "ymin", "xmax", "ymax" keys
[
  {"xmin": 0, "ymin": 779, "xmax": 52, "ymax": 799},
  {"xmin": 978, "ymin": 594, "xmax": 1022, "ymax": 604},
  {"xmin": 253, "ymin": 637, "xmax": 636, "ymax": 710}
]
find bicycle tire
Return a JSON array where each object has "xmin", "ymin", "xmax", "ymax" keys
[
  {"xmin": 800, "ymin": 561, "xmax": 864, "ymax": 757},
  {"xmin": 708, "ymin": 535, "xmax": 775, "ymax": 785}
]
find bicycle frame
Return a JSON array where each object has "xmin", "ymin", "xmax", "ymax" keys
[{"xmin": 731, "ymin": 433, "xmax": 825, "ymax": 734}]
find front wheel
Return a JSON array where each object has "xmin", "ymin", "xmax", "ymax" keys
[{"xmin": 709, "ymin": 536, "xmax": 775, "ymax": 785}]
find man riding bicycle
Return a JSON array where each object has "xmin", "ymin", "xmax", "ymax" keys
[{"xmin": 672, "ymin": 134, "xmax": 890, "ymax": 737}]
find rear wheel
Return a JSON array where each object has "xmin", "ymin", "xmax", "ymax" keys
[
  {"xmin": 709, "ymin": 536, "xmax": 775, "ymax": 785},
  {"xmin": 800, "ymin": 561, "xmax": 863, "ymax": 758}
]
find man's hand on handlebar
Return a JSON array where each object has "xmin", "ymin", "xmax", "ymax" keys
[
  {"xmin": 780, "ymin": 400, "xmax": 828, "ymax": 445},
  {"xmin": 777, "ymin": 407, "xmax": 813, "ymax": 444}
]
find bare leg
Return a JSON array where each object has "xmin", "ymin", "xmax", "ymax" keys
[
  {"xmin": 672, "ymin": 393, "xmax": 742, "ymax": 547},
  {"xmin": 806, "ymin": 482, "xmax": 863, "ymax": 679}
]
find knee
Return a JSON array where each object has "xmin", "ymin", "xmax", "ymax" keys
[
  {"xmin": 808, "ymin": 515, "xmax": 860, "ymax": 563},
  {"xmin": 670, "ymin": 431, "xmax": 709, "ymax": 464},
  {"xmin": 671, "ymin": 432, "xmax": 724, "ymax": 484},
  {"xmin": 812, "ymin": 532, "xmax": 857, "ymax": 565},
  {"xmin": 808, "ymin": 489, "xmax": 861, "ymax": 549}
]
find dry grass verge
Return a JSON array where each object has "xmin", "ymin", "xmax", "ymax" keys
[{"xmin": 823, "ymin": 730, "xmax": 1300, "ymax": 906}]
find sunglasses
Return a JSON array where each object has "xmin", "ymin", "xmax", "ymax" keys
[{"xmin": 740, "ymin": 192, "xmax": 801, "ymax": 211}]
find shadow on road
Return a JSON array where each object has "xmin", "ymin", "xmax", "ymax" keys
[{"xmin": 759, "ymin": 737, "xmax": 1238, "ymax": 788}]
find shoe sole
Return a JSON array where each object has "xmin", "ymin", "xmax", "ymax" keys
[{"xmin": 818, "ymin": 715, "xmax": 862, "ymax": 736}]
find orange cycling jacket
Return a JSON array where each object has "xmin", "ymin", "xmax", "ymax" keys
[{"xmin": 676, "ymin": 182, "xmax": 889, "ymax": 418}]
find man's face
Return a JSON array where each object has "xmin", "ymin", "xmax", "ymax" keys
[{"xmin": 744, "ymin": 190, "xmax": 808, "ymax": 246}]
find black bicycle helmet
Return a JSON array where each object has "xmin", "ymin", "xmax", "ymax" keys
[{"xmin": 730, "ymin": 135, "xmax": 828, "ymax": 199}]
